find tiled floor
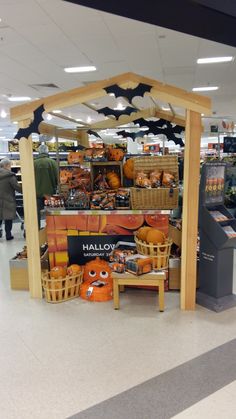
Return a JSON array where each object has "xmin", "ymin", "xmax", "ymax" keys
[{"xmin": 0, "ymin": 223, "xmax": 236, "ymax": 418}]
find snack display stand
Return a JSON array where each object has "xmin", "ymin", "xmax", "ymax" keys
[
  {"xmin": 197, "ymin": 162, "xmax": 236, "ymax": 311},
  {"xmin": 10, "ymin": 72, "xmax": 211, "ymax": 310}
]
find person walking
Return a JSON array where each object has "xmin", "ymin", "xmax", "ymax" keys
[
  {"xmin": 34, "ymin": 144, "xmax": 58, "ymax": 229},
  {"xmin": 0, "ymin": 158, "xmax": 22, "ymax": 240}
]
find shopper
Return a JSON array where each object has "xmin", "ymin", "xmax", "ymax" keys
[
  {"xmin": 0, "ymin": 158, "xmax": 22, "ymax": 240},
  {"xmin": 34, "ymin": 144, "xmax": 58, "ymax": 229}
]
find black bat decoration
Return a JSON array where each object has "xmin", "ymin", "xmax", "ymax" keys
[
  {"xmin": 14, "ymin": 104, "xmax": 45, "ymax": 140},
  {"xmin": 117, "ymin": 130, "xmax": 147, "ymax": 141},
  {"xmin": 87, "ymin": 129, "xmax": 101, "ymax": 139},
  {"xmin": 97, "ymin": 106, "xmax": 137, "ymax": 120},
  {"xmin": 105, "ymin": 83, "xmax": 152, "ymax": 104},
  {"xmin": 133, "ymin": 117, "xmax": 185, "ymax": 146}
]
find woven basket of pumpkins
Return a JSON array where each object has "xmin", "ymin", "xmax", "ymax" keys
[
  {"xmin": 42, "ymin": 264, "xmax": 83, "ymax": 303},
  {"xmin": 135, "ymin": 227, "xmax": 172, "ymax": 270}
]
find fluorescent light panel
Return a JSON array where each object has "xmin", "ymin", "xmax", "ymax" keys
[
  {"xmin": 197, "ymin": 56, "xmax": 233, "ymax": 64},
  {"xmin": 192, "ymin": 86, "xmax": 219, "ymax": 92},
  {"xmin": 8, "ymin": 96, "xmax": 31, "ymax": 102},
  {"xmin": 64, "ymin": 66, "xmax": 96, "ymax": 73}
]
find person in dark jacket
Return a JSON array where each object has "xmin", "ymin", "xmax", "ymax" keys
[
  {"xmin": 0, "ymin": 158, "xmax": 22, "ymax": 240},
  {"xmin": 34, "ymin": 144, "xmax": 58, "ymax": 228}
]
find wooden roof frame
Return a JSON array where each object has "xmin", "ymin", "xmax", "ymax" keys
[{"xmin": 10, "ymin": 72, "xmax": 212, "ymax": 311}]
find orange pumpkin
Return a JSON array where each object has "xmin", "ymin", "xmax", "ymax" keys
[
  {"xmin": 108, "ymin": 148, "xmax": 124, "ymax": 161},
  {"xmin": 67, "ymin": 264, "xmax": 81, "ymax": 276},
  {"xmin": 50, "ymin": 266, "xmax": 67, "ymax": 279},
  {"xmin": 106, "ymin": 171, "xmax": 121, "ymax": 189},
  {"xmin": 60, "ymin": 169, "xmax": 72, "ymax": 185},
  {"xmin": 123, "ymin": 158, "xmax": 134, "ymax": 180},
  {"xmin": 146, "ymin": 229, "xmax": 165, "ymax": 244},
  {"xmin": 83, "ymin": 257, "xmax": 112, "ymax": 284}
]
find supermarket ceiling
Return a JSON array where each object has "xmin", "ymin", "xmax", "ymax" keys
[{"xmin": 1, "ymin": 0, "xmax": 236, "ymax": 140}]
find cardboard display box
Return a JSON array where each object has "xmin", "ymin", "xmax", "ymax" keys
[
  {"xmin": 10, "ymin": 228, "xmax": 48, "ymax": 290},
  {"xmin": 169, "ymin": 224, "xmax": 181, "ymax": 247},
  {"xmin": 169, "ymin": 258, "xmax": 181, "ymax": 290}
]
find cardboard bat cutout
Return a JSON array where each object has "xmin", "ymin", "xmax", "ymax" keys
[
  {"xmin": 117, "ymin": 130, "xmax": 147, "ymax": 141},
  {"xmin": 105, "ymin": 83, "xmax": 152, "ymax": 104},
  {"xmin": 97, "ymin": 106, "xmax": 137, "ymax": 120},
  {"xmin": 134, "ymin": 117, "xmax": 185, "ymax": 146},
  {"xmin": 87, "ymin": 129, "xmax": 102, "ymax": 139},
  {"xmin": 14, "ymin": 104, "xmax": 45, "ymax": 140}
]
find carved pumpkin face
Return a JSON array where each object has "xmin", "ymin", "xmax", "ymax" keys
[
  {"xmin": 83, "ymin": 257, "xmax": 112, "ymax": 283},
  {"xmin": 109, "ymin": 148, "xmax": 124, "ymax": 161}
]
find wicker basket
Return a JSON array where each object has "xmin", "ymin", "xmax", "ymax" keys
[
  {"xmin": 135, "ymin": 236, "xmax": 172, "ymax": 270},
  {"xmin": 42, "ymin": 271, "xmax": 83, "ymax": 303},
  {"xmin": 131, "ymin": 155, "xmax": 179, "ymax": 209}
]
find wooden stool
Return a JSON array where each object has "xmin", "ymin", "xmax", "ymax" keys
[{"xmin": 112, "ymin": 271, "xmax": 166, "ymax": 311}]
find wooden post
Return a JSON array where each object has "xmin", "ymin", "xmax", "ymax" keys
[
  {"xmin": 19, "ymin": 120, "xmax": 42, "ymax": 298},
  {"xmin": 79, "ymin": 131, "xmax": 89, "ymax": 148},
  {"xmin": 180, "ymin": 110, "xmax": 201, "ymax": 310}
]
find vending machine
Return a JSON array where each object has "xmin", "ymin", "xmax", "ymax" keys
[{"xmin": 197, "ymin": 162, "xmax": 236, "ymax": 312}]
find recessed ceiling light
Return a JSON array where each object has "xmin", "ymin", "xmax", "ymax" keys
[
  {"xmin": 87, "ymin": 116, "xmax": 92, "ymax": 123},
  {"xmin": 192, "ymin": 86, "xmax": 219, "ymax": 92},
  {"xmin": 162, "ymin": 106, "xmax": 170, "ymax": 111},
  {"xmin": 0, "ymin": 136, "xmax": 6, "ymax": 139},
  {"xmin": 64, "ymin": 66, "xmax": 96, "ymax": 73},
  {"xmin": 13, "ymin": 121, "xmax": 18, "ymax": 124},
  {"xmin": 52, "ymin": 110, "xmax": 62, "ymax": 114},
  {"xmin": 0, "ymin": 110, "xmax": 7, "ymax": 118},
  {"xmin": 8, "ymin": 96, "xmax": 31, "ymax": 102},
  {"xmin": 109, "ymin": 93, "xmax": 115, "ymax": 97},
  {"xmin": 47, "ymin": 114, "xmax": 53, "ymax": 121},
  {"xmin": 197, "ymin": 56, "xmax": 233, "ymax": 64},
  {"xmin": 201, "ymin": 113, "xmax": 205, "ymax": 117}
]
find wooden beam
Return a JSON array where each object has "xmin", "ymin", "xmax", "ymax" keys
[
  {"xmin": 180, "ymin": 110, "xmax": 201, "ymax": 310},
  {"xmin": 39, "ymin": 122, "xmax": 81, "ymax": 141},
  {"xmin": 19, "ymin": 120, "xmax": 42, "ymax": 299},
  {"xmin": 10, "ymin": 72, "xmax": 211, "ymax": 122},
  {"xmin": 127, "ymin": 73, "xmax": 212, "ymax": 115}
]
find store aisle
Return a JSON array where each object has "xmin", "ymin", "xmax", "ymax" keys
[{"xmin": 0, "ymin": 223, "xmax": 236, "ymax": 419}]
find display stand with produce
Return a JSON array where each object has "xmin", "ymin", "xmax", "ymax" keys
[{"xmin": 10, "ymin": 72, "xmax": 211, "ymax": 310}]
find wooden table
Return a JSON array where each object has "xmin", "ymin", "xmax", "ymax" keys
[{"xmin": 112, "ymin": 271, "xmax": 166, "ymax": 311}]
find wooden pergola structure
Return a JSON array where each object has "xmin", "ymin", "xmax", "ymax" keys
[{"xmin": 10, "ymin": 72, "xmax": 211, "ymax": 310}]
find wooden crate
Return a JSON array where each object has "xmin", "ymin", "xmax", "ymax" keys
[
  {"xmin": 169, "ymin": 224, "xmax": 182, "ymax": 247},
  {"xmin": 135, "ymin": 236, "xmax": 172, "ymax": 270},
  {"xmin": 131, "ymin": 155, "xmax": 179, "ymax": 210},
  {"xmin": 91, "ymin": 161, "xmax": 123, "ymax": 189},
  {"xmin": 9, "ymin": 228, "xmax": 48, "ymax": 290},
  {"xmin": 42, "ymin": 271, "xmax": 83, "ymax": 303}
]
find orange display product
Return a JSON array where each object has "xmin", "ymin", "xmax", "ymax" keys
[
  {"xmin": 55, "ymin": 230, "xmax": 68, "ymax": 251},
  {"xmin": 67, "ymin": 230, "xmax": 79, "ymax": 236},
  {"xmin": 47, "ymin": 234, "xmax": 57, "ymax": 252},
  {"xmin": 66, "ymin": 215, "xmax": 77, "ymax": 230},
  {"xmin": 101, "ymin": 224, "xmax": 134, "ymax": 235},
  {"xmin": 80, "ymin": 282, "xmax": 113, "ymax": 302},
  {"xmin": 125, "ymin": 256, "xmax": 153, "ymax": 275},
  {"xmin": 54, "ymin": 215, "xmax": 67, "ymax": 230},
  {"xmin": 50, "ymin": 266, "xmax": 67, "ymax": 279},
  {"xmin": 76, "ymin": 215, "xmax": 88, "ymax": 231},
  {"xmin": 55, "ymin": 251, "xmax": 69, "ymax": 267},
  {"xmin": 46, "ymin": 215, "xmax": 55, "ymax": 231},
  {"xmin": 83, "ymin": 257, "xmax": 112, "ymax": 284},
  {"xmin": 49, "ymin": 252, "xmax": 55, "ymax": 269},
  {"xmin": 87, "ymin": 215, "xmax": 100, "ymax": 232}
]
